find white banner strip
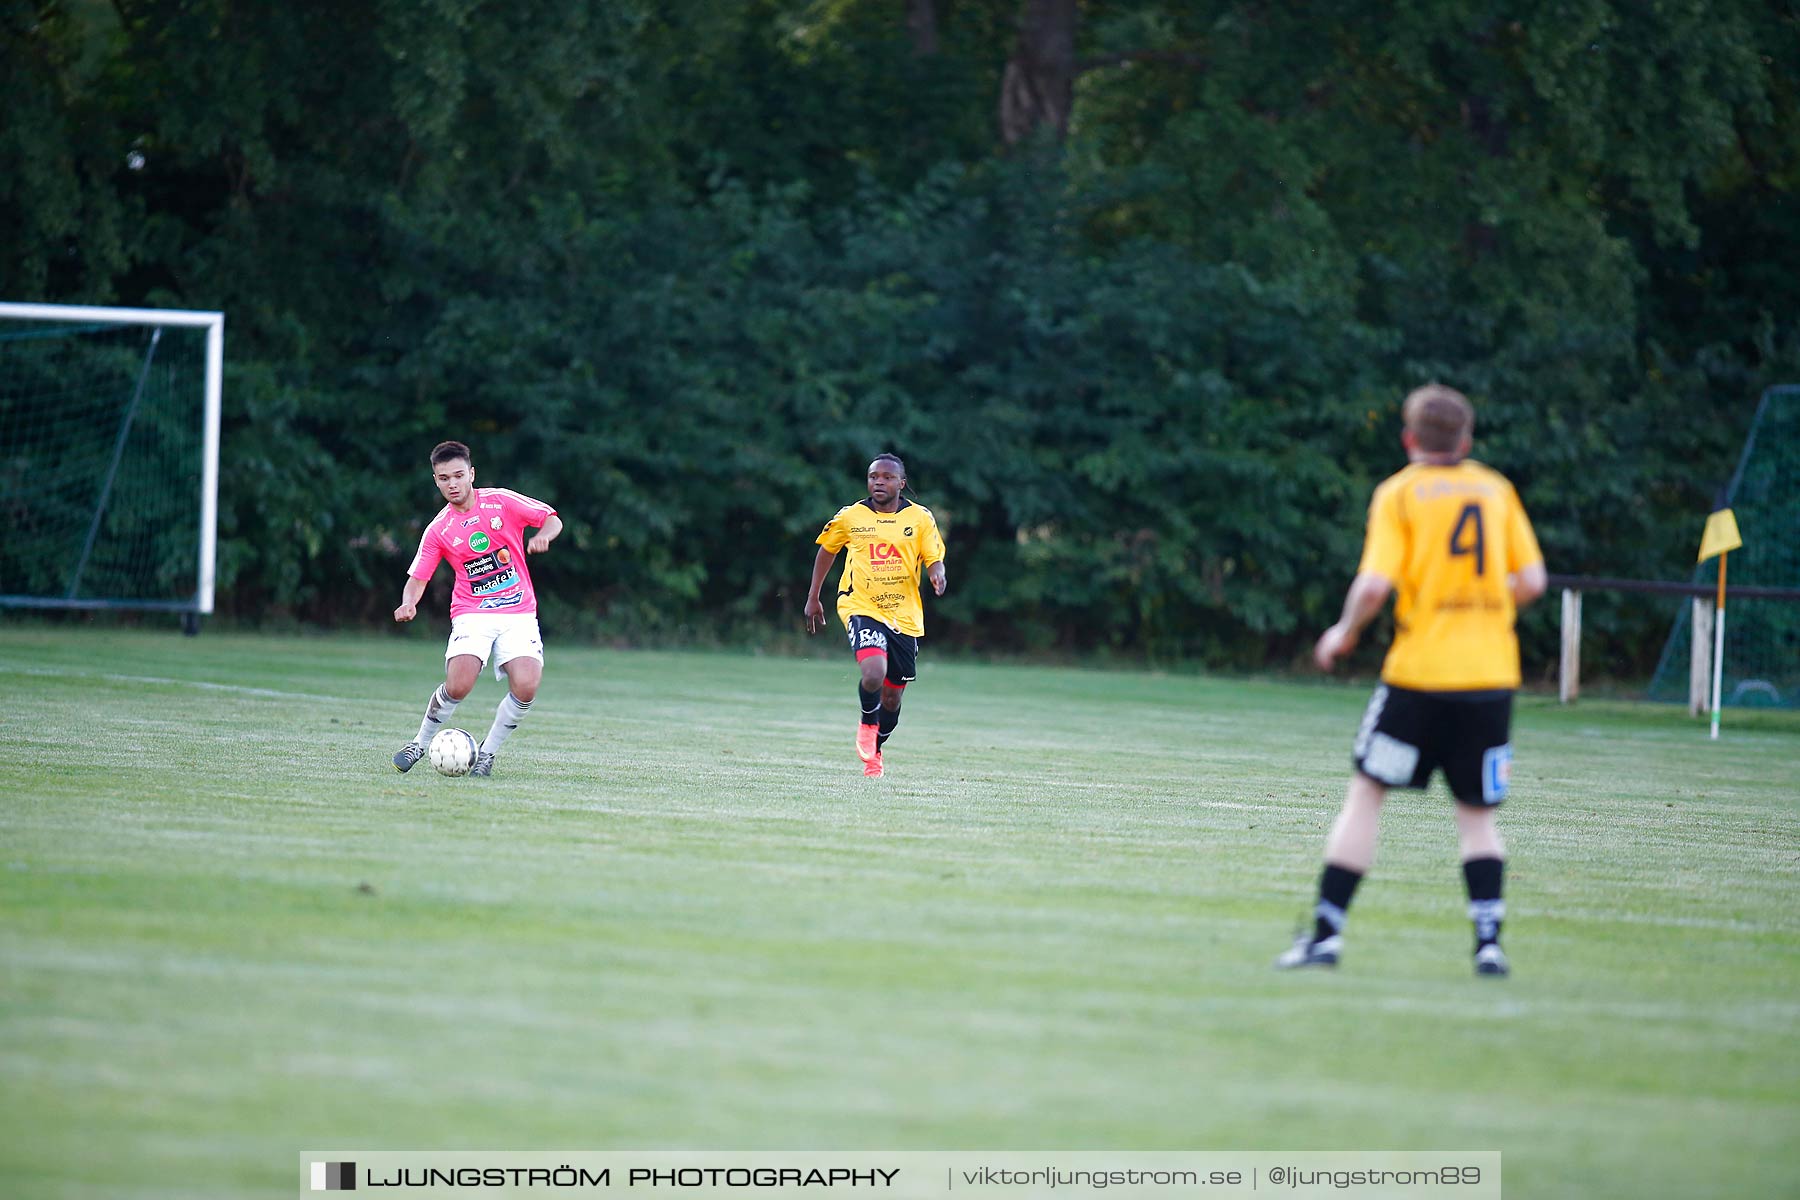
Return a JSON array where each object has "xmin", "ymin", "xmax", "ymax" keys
[{"xmin": 298, "ymin": 1151, "xmax": 1500, "ymax": 1200}]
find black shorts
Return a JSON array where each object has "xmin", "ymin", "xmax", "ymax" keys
[
  {"xmin": 1351, "ymin": 684, "xmax": 1514, "ymax": 806},
  {"xmin": 845, "ymin": 615, "xmax": 918, "ymax": 686}
]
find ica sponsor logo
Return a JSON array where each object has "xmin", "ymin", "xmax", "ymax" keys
[{"xmin": 869, "ymin": 542, "xmax": 903, "ymax": 562}]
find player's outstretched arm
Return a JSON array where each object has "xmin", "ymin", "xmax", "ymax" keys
[
  {"xmin": 394, "ymin": 575, "xmax": 429, "ymax": 623},
  {"xmin": 803, "ymin": 546, "xmax": 839, "ymax": 634},
  {"xmin": 527, "ymin": 513, "xmax": 563, "ymax": 554}
]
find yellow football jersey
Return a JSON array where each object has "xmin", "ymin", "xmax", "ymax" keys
[
  {"xmin": 816, "ymin": 499, "xmax": 946, "ymax": 637},
  {"xmin": 1358, "ymin": 460, "xmax": 1544, "ymax": 690}
]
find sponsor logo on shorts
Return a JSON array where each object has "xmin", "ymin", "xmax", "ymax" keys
[
  {"xmin": 478, "ymin": 593, "xmax": 525, "ymax": 610},
  {"xmin": 1361, "ymin": 732, "xmax": 1420, "ymax": 785},
  {"xmin": 1482, "ymin": 744, "xmax": 1513, "ymax": 803},
  {"xmin": 469, "ymin": 531, "xmax": 491, "ymax": 553},
  {"xmin": 854, "ymin": 626, "xmax": 889, "ymax": 651}
]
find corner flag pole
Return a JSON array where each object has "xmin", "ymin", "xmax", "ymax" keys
[
  {"xmin": 1710, "ymin": 550, "xmax": 1726, "ymax": 741},
  {"xmin": 1697, "ymin": 503, "xmax": 1742, "ymax": 740}
]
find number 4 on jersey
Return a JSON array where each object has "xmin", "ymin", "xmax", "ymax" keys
[{"xmin": 1449, "ymin": 502, "xmax": 1486, "ymax": 575}]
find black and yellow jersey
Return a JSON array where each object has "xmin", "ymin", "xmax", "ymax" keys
[
  {"xmin": 1358, "ymin": 460, "xmax": 1543, "ymax": 690},
  {"xmin": 816, "ymin": 498, "xmax": 946, "ymax": 638}
]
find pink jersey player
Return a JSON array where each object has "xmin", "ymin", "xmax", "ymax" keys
[
  {"xmin": 408, "ymin": 487, "xmax": 556, "ymax": 618},
  {"xmin": 392, "ymin": 441, "xmax": 564, "ymax": 779}
]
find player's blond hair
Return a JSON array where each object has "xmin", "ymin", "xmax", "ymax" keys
[{"xmin": 1403, "ymin": 384, "xmax": 1474, "ymax": 453}]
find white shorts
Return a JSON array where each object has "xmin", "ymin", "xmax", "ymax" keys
[{"xmin": 446, "ymin": 613, "xmax": 544, "ymax": 681}]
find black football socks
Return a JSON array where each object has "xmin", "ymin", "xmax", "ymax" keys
[
  {"xmin": 1313, "ymin": 863, "xmax": 1364, "ymax": 944},
  {"xmin": 1463, "ymin": 856, "xmax": 1505, "ymax": 950}
]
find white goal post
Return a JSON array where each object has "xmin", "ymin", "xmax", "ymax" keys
[{"xmin": 0, "ymin": 301, "xmax": 222, "ymax": 616}]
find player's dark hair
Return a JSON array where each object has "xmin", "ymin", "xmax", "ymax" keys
[
  {"xmin": 871, "ymin": 451, "xmax": 919, "ymax": 498},
  {"xmin": 430, "ymin": 440, "xmax": 472, "ymax": 467}
]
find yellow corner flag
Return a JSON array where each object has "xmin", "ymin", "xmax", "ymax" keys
[
  {"xmin": 1697, "ymin": 507, "xmax": 1742, "ymax": 563},
  {"xmin": 1698, "ymin": 503, "xmax": 1742, "ymax": 740}
]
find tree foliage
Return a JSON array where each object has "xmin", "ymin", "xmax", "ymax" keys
[{"xmin": 4, "ymin": 0, "xmax": 1798, "ymax": 673}]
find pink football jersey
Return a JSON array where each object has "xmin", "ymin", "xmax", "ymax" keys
[{"xmin": 408, "ymin": 487, "xmax": 557, "ymax": 618}]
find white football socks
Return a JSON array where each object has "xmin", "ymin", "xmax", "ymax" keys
[
  {"xmin": 481, "ymin": 692, "xmax": 533, "ymax": 755},
  {"xmin": 414, "ymin": 685, "xmax": 461, "ymax": 745}
]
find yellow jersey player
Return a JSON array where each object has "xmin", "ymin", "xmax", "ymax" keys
[
  {"xmin": 803, "ymin": 453, "xmax": 947, "ymax": 778},
  {"xmin": 1279, "ymin": 384, "xmax": 1546, "ymax": 977}
]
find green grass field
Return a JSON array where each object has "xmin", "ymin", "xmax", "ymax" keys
[{"xmin": 2, "ymin": 626, "xmax": 1796, "ymax": 1198}]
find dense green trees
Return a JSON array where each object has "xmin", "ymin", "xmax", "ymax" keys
[{"xmin": 5, "ymin": 0, "xmax": 1797, "ymax": 672}]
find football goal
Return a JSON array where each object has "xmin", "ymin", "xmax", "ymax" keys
[{"xmin": 0, "ymin": 302, "xmax": 222, "ymax": 626}]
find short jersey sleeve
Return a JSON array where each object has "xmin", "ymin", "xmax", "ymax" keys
[
  {"xmin": 408, "ymin": 525, "xmax": 444, "ymax": 581},
  {"xmin": 1503, "ymin": 480, "xmax": 1543, "ymax": 574},
  {"xmin": 501, "ymin": 489, "xmax": 556, "ymax": 527},
  {"xmin": 1356, "ymin": 478, "xmax": 1407, "ymax": 581},
  {"xmin": 920, "ymin": 507, "xmax": 946, "ymax": 566},
  {"xmin": 816, "ymin": 507, "xmax": 852, "ymax": 553}
]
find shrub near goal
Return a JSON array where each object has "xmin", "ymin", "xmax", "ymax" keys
[{"xmin": 0, "ymin": 302, "xmax": 222, "ymax": 631}]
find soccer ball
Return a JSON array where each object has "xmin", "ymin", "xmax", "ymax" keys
[{"xmin": 429, "ymin": 728, "xmax": 479, "ymax": 777}]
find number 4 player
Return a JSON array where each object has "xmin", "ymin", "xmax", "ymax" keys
[{"xmin": 1280, "ymin": 384, "xmax": 1546, "ymax": 976}]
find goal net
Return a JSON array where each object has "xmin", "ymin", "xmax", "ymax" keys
[
  {"xmin": 1647, "ymin": 385, "xmax": 1800, "ymax": 708},
  {"xmin": 0, "ymin": 303, "xmax": 221, "ymax": 617}
]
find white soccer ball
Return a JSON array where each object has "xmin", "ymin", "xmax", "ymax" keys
[{"xmin": 428, "ymin": 728, "xmax": 479, "ymax": 777}]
